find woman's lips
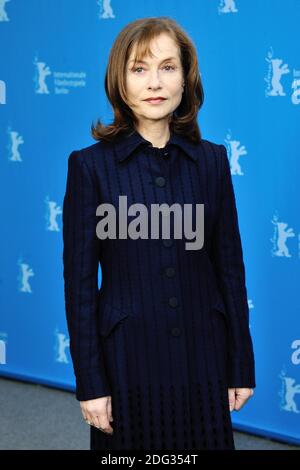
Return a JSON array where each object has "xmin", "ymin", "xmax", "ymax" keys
[{"xmin": 144, "ymin": 98, "xmax": 166, "ymax": 104}]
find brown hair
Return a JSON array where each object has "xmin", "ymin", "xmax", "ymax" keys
[{"xmin": 91, "ymin": 16, "xmax": 204, "ymax": 143}]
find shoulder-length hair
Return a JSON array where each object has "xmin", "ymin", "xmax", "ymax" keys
[{"xmin": 91, "ymin": 16, "xmax": 204, "ymax": 144}]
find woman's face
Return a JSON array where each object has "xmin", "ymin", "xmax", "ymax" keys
[{"xmin": 125, "ymin": 33, "xmax": 185, "ymax": 126}]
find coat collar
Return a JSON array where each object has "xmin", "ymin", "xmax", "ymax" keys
[{"xmin": 114, "ymin": 129, "xmax": 199, "ymax": 162}]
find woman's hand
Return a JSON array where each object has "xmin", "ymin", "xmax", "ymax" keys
[
  {"xmin": 228, "ymin": 388, "xmax": 254, "ymax": 412},
  {"xmin": 80, "ymin": 395, "xmax": 114, "ymax": 434}
]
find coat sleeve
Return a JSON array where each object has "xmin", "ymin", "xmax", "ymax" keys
[
  {"xmin": 62, "ymin": 150, "xmax": 111, "ymax": 401},
  {"xmin": 211, "ymin": 144, "xmax": 256, "ymax": 389}
]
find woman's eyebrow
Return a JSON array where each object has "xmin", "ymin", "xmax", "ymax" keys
[{"xmin": 129, "ymin": 56, "xmax": 178, "ymax": 64}]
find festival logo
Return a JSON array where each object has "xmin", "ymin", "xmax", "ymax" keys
[
  {"xmin": 97, "ymin": 0, "xmax": 115, "ymax": 19},
  {"xmin": 55, "ymin": 330, "xmax": 70, "ymax": 364},
  {"xmin": 0, "ymin": 334, "xmax": 7, "ymax": 365},
  {"xmin": 271, "ymin": 214, "xmax": 295, "ymax": 258},
  {"xmin": 265, "ymin": 47, "xmax": 300, "ymax": 104},
  {"xmin": 224, "ymin": 132, "xmax": 247, "ymax": 176},
  {"xmin": 0, "ymin": 79, "xmax": 6, "ymax": 104},
  {"xmin": 279, "ymin": 365, "xmax": 300, "ymax": 414},
  {"xmin": 7, "ymin": 128, "xmax": 24, "ymax": 161},
  {"xmin": 0, "ymin": 0, "xmax": 10, "ymax": 22},
  {"xmin": 33, "ymin": 56, "xmax": 87, "ymax": 95},
  {"xmin": 265, "ymin": 48, "xmax": 290, "ymax": 97},
  {"xmin": 218, "ymin": 0, "xmax": 238, "ymax": 14},
  {"xmin": 45, "ymin": 197, "xmax": 62, "ymax": 232},
  {"xmin": 18, "ymin": 260, "xmax": 34, "ymax": 293}
]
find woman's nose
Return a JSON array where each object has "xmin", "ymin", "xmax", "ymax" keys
[{"xmin": 147, "ymin": 70, "xmax": 162, "ymax": 88}]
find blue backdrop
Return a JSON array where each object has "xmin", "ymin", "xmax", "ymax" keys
[{"xmin": 0, "ymin": 0, "xmax": 299, "ymax": 446}]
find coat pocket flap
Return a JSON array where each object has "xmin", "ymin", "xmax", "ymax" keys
[{"xmin": 98, "ymin": 302, "xmax": 129, "ymax": 337}]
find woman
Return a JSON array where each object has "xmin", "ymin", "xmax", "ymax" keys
[{"xmin": 62, "ymin": 16, "xmax": 255, "ymax": 451}]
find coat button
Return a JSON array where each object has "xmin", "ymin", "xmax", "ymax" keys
[
  {"xmin": 168, "ymin": 296, "xmax": 178, "ymax": 308},
  {"xmin": 165, "ymin": 267, "xmax": 175, "ymax": 278},
  {"xmin": 155, "ymin": 176, "xmax": 166, "ymax": 187},
  {"xmin": 171, "ymin": 327, "xmax": 181, "ymax": 337},
  {"xmin": 163, "ymin": 239, "xmax": 173, "ymax": 247}
]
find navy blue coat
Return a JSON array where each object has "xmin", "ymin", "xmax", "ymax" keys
[{"xmin": 62, "ymin": 128, "xmax": 256, "ymax": 450}]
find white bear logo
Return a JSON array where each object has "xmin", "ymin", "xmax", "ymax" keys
[
  {"xmin": 55, "ymin": 332, "xmax": 70, "ymax": 364},
  {"xmin": 271, "ymin": 216, "xmax": 295, "ymax": 258},
  {"xmin": 225, "ymin": 135, "xmax": 247, "ymax": 176},
  {"xmin": 0, "ymin": 0, "xmax": 10, "ymax": 22},
  {"xmin": 0, "ymin": 339, "xmax": 6, "ymax": 364},
  {"xmin": 218, "ymin": 0, "xmax": 238, "ymax": 14},
  {"xmin": 266, "ymin": 56, "xmax": 290, "ymax": 97},
  {"xmin": 19, "ymin": 262, "xmax": 35, "ymax": 293},
  {"xmin": 8, "ymin": 130, "xmax": 24, "ymax": 162},
  {"xmin": 279, "ymin": 371, "xmax": 300, "ymax": 414},
  {"xmin": 97, "ymin": 0, "xmax": 115, "ymax": 19},
  {"xmin": 45, "ymin": 197, "xmax": 62, "ymax": 231},
  {"xmin": 0, "ymin": 79, "xmax": 6, "ymax": 104},
  {"xmin": 34, "ymin": 59, "xmax": 52, "ymax": 94}
]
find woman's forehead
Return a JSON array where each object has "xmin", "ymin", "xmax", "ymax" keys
[
  {"xmin": 128, "ymin": 34, "xmax": 180, "ymax": 62},
  {"xmin": 128, "ymin": 49, "xmax": 180, "ymax": 66}
]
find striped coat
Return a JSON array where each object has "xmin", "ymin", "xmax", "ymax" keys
[{"xmin": 62, "ymin": 128, "xmax": 256, "ymax": 450}]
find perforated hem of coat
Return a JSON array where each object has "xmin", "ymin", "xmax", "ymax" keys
[{"xmin": 90, "ymin": 381, "xmax": 235, "ymax": 451}]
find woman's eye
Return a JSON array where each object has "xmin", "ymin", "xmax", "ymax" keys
[
  {"xmin": 133, "ymin": 67, "xmax": 144, "ymax": 73},
  {"xmin": 164, "ymin": 65, "xmax": 176, "ymax": 71},
  {"xmin": 132, "ymin": 64, "xmax": 176, "ymax": 73}
]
